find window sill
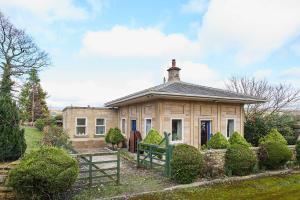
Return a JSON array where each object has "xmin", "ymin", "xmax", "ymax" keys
[
  {"xmin": 73, "ymin": 135, "xmax": 89, "ymax": 138},
  {"xmin": 94, "ymin": 134, "xmax": 105, "ymax": 138}
]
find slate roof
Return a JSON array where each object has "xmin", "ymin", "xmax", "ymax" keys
[{"xmin": 105, "ymin": 81, "xmax": 266, "ymax": 107}]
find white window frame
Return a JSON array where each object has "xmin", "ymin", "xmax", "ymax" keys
[
  {"xmin": 95, "ymin": 118, "xmax": 106, "ymax": 135},
  {"xmin": 144, "ymin": 118, "xmax": 152, "ymax": 136},
  {"xmin": 170, "ymin": 118, "xmax": 184, "ymax": 143},
  {"xmin": 120, "ymin": 118, "xmax": 127, "ymax": 135},
  {"xmin": 226, "ymin": 118, "xmax": 235, "ymax": 138},
  {"xmin": 75, "ymin": 117, "xmax": 87, "ymax": 136}
]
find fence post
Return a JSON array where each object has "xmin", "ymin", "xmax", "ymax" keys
[
  {"xmin": 149, "ymin": 145, "xmax": 153, "ymax": 169},
  {"xmin": 137, "ymin": 140, "xmax": 140, "ymax": 168},
  {"xmin": 89, "ymin": 155, "xmax": 92, "ymax": 187},
  {"xmin": 117, "ymin": 150, "xmax": 120, "ymax": 185}
]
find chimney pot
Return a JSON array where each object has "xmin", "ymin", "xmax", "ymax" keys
[
  {"xmin": 172, "ymin": 59, "xmax": 176, "ymax": 67},
  {"xmin": 167, "ymin": 59, "xmax": 181, "ymax": 82}
]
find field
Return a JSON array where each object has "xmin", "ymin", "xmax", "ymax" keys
[{"xmin": 23, "ymin": 126, "xmax": 43, "ymax": 153}]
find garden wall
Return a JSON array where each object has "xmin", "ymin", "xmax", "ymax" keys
[{"xmin": 201, "ymin": 145, "xmax": 296, "ymax": 177}]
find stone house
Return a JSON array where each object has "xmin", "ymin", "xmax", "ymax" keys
[{"xmin": 63, "ymin": 59, "xmax": 265, "ymax": 149}]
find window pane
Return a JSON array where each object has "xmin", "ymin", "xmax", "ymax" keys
[
  {"xmin": 96, "ymin": 126, "xmax": 105, "ymax": 135},
  {"xmin": 121, "ymin": 119, "xmax": 126, "ymax": 134},
  {"xmin": 77, "ymin": 118, "xmax": 86, "ymax": 126},
  {"xmin": 76, "ymin": 127, "xmax": 86, "ymax": 135},
  {"xmin": 96, "ymin": 119, "xmax": 104, "ymax": 125},
  {"xmin": 227, "ymin": 119, "xmax": 234, "ymax": 137},
  {"xmin": 172, "ymin": 119, "xmax": 182, "ymax": 141},
  {"xmin": 145, "ymin": 119, "xmax": 152, "ymax": 135}
]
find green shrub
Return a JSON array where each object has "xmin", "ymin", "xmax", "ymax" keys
[
  {"xmin": 258, "ymin": 141, "xmax": 292, "ymax": 169},
  {"xmin": 171, "ymin": 144, "xmax": 203, "ymax": 184},
  {"xmin": 143, "ymin": 129, "xmax": 163, "ymax": 144},
  {"xmin": 259, "ymin": 129, "xmax": 287, "ymax": 145},
  {"xmin": 207, "ymin": 132, "xmax": 230, "ymax": 149},
  {"xmin": 35, "ymin": 118, "xmax": 45, "ymax": 131},
  {"xmin": 42, "ymin": 125, "xmax": 71, "ymax": 148},
  {"xmin": 225, "ymin": 144, "xmax": 257, "ymax": 176},
  {"xmin": 0, "ymin": 94, "xmax": 26, "ymax": 162},
  {"xmin": 8, "ymin": 147, "xmax": 79, "ymax": 199},
  {"xmin": 105, "ymin": 127, "xmax": 125, "ymax": 150},
  {"xmin": 229, "ymin": 132, "xmax": 251, "ymax": 147},
  {"xmin": 296, "ymin": 140, "xmax": 300, "ymax": 163}
]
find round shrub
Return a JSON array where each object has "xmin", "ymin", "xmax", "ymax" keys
[
  {"xmin": 259, "ymin": 128, "xmax": 287, "ymax": 145},
  {"xmin": 207, "ymin": 132, "xmax": 230, "ymax": 149},
  {"xmin": 8, "ymin": 147, "xmax": 79, "ymax": 199},
  {"xmin": 229, "ymin": 132, "xmax": 251, "ymax": 147},
  {"xmin": 225, "ymin": 144, "xmax": 257, "ymax": 176},
  {"xmin": 143, "ymin": 129, "xmax": 163, "ymax": 144},
  {"xmin": 258, "ymin": 142, "xmax": 292, "ymax": 169},
  {"xmin": 35, "ymin": 118, "xmax": 45, "ymax": 131},
  {"xmin": 171, "ymin": 144, "xmax": 203, "ymax": 184},
  {"xmin": 296, "ymin": 140, "xmax": 300, "ymax": 162},
  {"xmin": 105, "ymin": 127, "xmax": 125, "ymax": 149}
]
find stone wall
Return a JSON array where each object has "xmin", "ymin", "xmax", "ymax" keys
[{"xmin": 201, "ymin": 145, "xmax": 296, "ymax": 177}]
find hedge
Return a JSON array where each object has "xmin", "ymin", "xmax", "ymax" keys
[{"xmin": 207, "ymin": 132, "xmax": 230, "ymax": 149}]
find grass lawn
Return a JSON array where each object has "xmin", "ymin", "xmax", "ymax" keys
[
  {"xmin": 131, "ymin": 173, "xmax": 300, "ymax": 200},
  {"xmin": 23, "ymin": 126, "xmax": 43, "ymax": 153}
]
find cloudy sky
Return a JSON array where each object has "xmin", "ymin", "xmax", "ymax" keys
[{"xmin": 1, "ymin": 0, "xmax": 300, "ymax": 108}]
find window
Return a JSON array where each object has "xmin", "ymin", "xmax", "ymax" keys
[
  {"xmin": 145, "ymin": 118, "xmax": 152, "ymax": 135},
  {"xmin": 171, "ymin": 119, "xmax": 183, "ymax": 142},
  {"xmin": 76, "ymin": 118, "xmax": 87, "ymax": 136},
  {"xmin": 121, "ymin": 118, "xmax": 126, "ymax": 134},
  {"xmin": 227, "ymin": 119, "xmax": 235, "ymax": 138},
  {"xmin": 95, "ymin": 118, "xmax": 105, "ymax": 135}
]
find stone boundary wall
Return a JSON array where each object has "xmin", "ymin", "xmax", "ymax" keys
[{"xmin": 201, "ymin": 145, "xmax": 296, "ymax": 177}]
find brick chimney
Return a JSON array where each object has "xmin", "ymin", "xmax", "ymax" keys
[{"xmin": 167, "ymin": 59, "xmax": 181, "ymax": 82}]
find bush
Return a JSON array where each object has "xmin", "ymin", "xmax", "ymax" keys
[
  {"xmin": 143, "ymin": 129, "xmax": 163, "ymax": 145},
  {"xmin": 225, "ymin": 144, "xmax": 257, "ymax": 176},
  {"xmin": 207, "ymin": 132, "xmax": 230, "ymax": 149},
  {"xmin": 0, "ymin": 94, "xmax": 26, "ymax": 162},
  {"xmin": 8, "ymin": 147, "xmax": 79, "ymax": 199},
  {"xmin": 105, "ymin": 128, "xmax": 125, "ymax": 150},
  {"xmin": 171, "ymin": 144, "xmax": 203, "ymax": 184},
  {"xmin": 42, "ymin": 125, "xmax": 71, "ymax": 148},
  {"xmin": 259, "ymin": 129, "xmax": 287, "ymax": 145},
  {"xmin": 35, "ymin": 118, "xmax": 45, "ymax": 131},
  {"xmin": 229, "ymin": 132, "xmax": 251, "ymax": 147},
  {"xmin": 258, "ymin": 141, "xmax": 292, "ymax": 169},
  {"xmin": 296, "ymin": 140, "xmax": 300, "ymax": 163}
]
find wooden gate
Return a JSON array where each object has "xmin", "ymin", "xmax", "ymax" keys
[
  {"xmin": 72, "ymin": 151, "xmax": 120, "ymax": 187},
  {"xmin": 137, "ymin": 132, "xmax": 174, "ymax": 177}
]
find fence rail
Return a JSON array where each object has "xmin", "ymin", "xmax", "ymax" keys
[
  {"xmin": 137, "ymin": 132, "xmax": 173, "ymax": 177},
  {"xmin": 71, "ymin": 150, "xmax": 120, "ymax": 187}
]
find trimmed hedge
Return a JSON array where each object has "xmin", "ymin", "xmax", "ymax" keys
[
  {"xmin": 8, "ymin": 147, "xmax": 79, "ymax": 199},
  {"xmin": 171, "ymin": 144, "xmax": 203, "ymax": 184},
  {"xmin": 207, "ymin": 132, "xmax": 230, "ymax": 149},
  {"xmin": 229, "ymin": 132, "xmax": 251, "ymax": 147},
  {"xmin": 259, "ymin": 129, "xmax": 287, "ymax": 145},
  {"xmin": 296, "ymin": 140, "xmax": 300, "ymax": 162},
  {"xmin": 143, "ymin": 129, "xmax": 163, "ymax": 145},
  {"xmin": 258, "ymin": 141, "xmax": 292, "ymax": 169},
  {"xmin": 225, "ymin": 144, "xmax": 257, "ymax": 176},
  {"xmin": 105, "ymin": 127, "xmax": 125, "ymax": 149}
]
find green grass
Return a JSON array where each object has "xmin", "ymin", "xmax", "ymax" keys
[
  {"xmin": 24, "ymin": 126, "xmax": 43, "ymax": 153},
  {"xmin": 131, "ymin": 173, "xmax": 300, "ymax": 200}
]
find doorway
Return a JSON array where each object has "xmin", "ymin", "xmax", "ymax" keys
[
  {"xmin": 200, "ymin": 120, "xmax": 212, "ymax": 146},
  {"xmin": 131, "ymin": 120, "xmax": 137, "ymax": 132}
]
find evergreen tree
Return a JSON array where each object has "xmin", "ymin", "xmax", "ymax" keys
[
  {"xmin": 0, "ymin": 65, "xmax": 26, "ymax": 161},
  {"xmin": 19, "ymin": 69, "xmax": 49, "ymax": 122}
]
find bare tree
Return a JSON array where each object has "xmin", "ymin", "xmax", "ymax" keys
[
  {"xmin": 0, "ymin": 11, "xmax": 50, "ymax": 90},
  {"xmin": 225, "ymin": 76, "xmax": 300, "ymax": 120}
]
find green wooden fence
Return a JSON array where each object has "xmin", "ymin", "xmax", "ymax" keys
[
  {"xmin": 72, "ymin": 151, "xmax": 120, "ymax": 187},
  {"xmin": 137, "ymin": 132, "xmax": 174, "ymax": 177}
]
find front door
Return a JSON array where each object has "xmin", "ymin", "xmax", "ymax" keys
[
  {"xmin": 131, "ymin": 120, "xmax": 137, "ymax": 132},
  {"xmin": 200, "ymin": 120, "xmax": 212, "ymax": 146}
]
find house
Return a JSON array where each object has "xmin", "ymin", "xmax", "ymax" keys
[{"xmin": 63, "ymin": 59, "xmax": 265, "ymax": 149}]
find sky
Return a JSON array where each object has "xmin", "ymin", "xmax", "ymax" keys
[{"xmin": 0, "ymin": 0, "xmax": 300, "ymax": 108}]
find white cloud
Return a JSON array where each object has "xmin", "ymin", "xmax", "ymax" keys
[
  {"xmin": 80, "ymin": 25, "xmax": 201, "ymax": 59},
  {"xmin": 181, "ymin": 0, "xmax": 209, "ymax": 14},
  {"xmin": 281, "ymin": 67, "xmax": 300, "ymax": 79},
  {"xmin": 253, "ymin": 69, "xmax": 272, "ymax": 80},
  {"xmin": 0, "ymin": 0, "xmax": 88, "ymax": 21},
  {"xmin": 199, "ymin": 0, "xmax": 300, "ymax": 65}
]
